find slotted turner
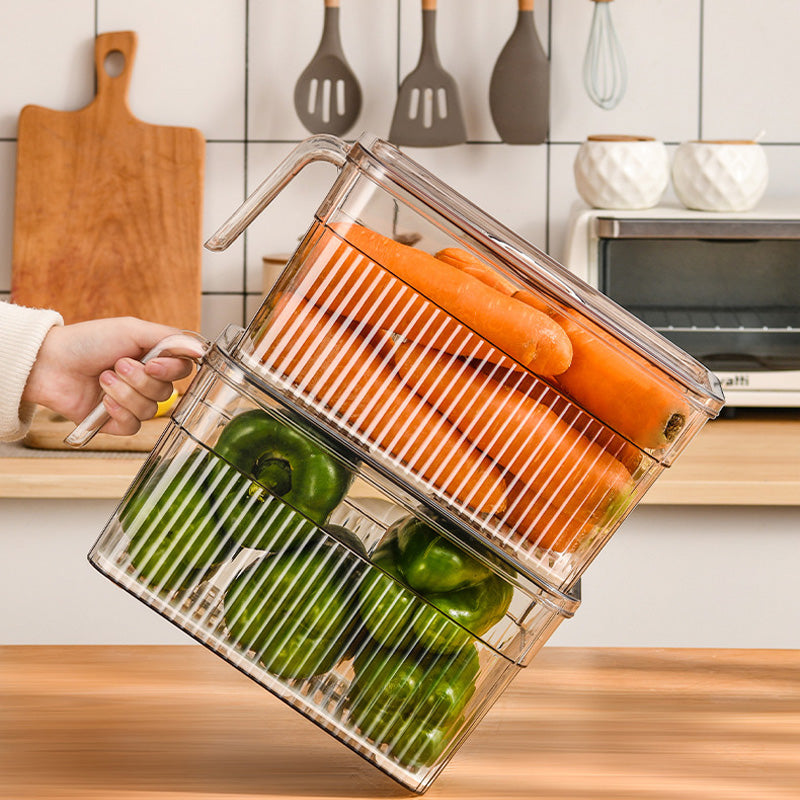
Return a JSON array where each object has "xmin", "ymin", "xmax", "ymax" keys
[
  {"xmin": 389, "ymin": 0, "xmax": 467, "ymax": 147},
  {"xmin": 293, "ymin": 0, "xmax": 362, "ymax": 135}
]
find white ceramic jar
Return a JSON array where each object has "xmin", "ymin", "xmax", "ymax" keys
[
  {"xmin": 574, "ymin": 135, "xmax": 670, "ymax": 210},
  {"xmin": 671, "ymin": 140, "xmax": 768, "ymax": 212}
]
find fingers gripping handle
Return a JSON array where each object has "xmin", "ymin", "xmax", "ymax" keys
[{"xmin": 64, "ymin": 331, "xmax": 211, "ymax": 448}]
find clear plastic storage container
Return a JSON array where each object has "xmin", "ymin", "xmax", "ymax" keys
[
  {"xmin": 76, "ymin": 133, "xmax": 724, "ymax": 794},
  {"xmin": 89, "ymin": 327, "xmax": 579, "ymax": 792},
  {"xmin": 206, "ymin": 133, "xmax": 725, "ymax": 592}
]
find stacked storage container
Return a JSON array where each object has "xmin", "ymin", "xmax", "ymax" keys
[{"xmin": 84, "ymin": 134, "xmax": 724, "ymax": 792}]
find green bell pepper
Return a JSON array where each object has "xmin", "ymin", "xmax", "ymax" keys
[
  {"xmin": 395, "ymin": 517, "xmax": 493, "ymax": 593},
  {"xmin": 356, "ymin": 533, "xmax": 417, "ymax": 652},
  {"xmin": 212, "ymin": 409, "xmax": 353, "ymax": 551},
  {"xmin": 414, "ymin": 570, "xmax": 513, "ymax": 652},
  {"xmin": 121, "ymin": 450, "xmax": 231, "ymax": 593},
  {"xmin": 222, "ymin": 532, "xmax": 363, "ymax": 680},
  {"xmin": 347, "ymin": 642, "xmax": 480, "ymax": 768},
  {"xmin": 359, "ymin": 519, "xmax": 514, "ymax": 653},
  {"xmin": 357, "ymin": 531, "xmax": 474, "ymax": 654}
]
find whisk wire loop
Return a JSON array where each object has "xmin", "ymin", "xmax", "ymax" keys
[{"xmin": 583, "ymin": 0, "xmax": 627, "ymax": 111}]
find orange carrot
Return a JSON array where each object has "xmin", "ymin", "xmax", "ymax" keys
[
  {"xmin": 390, "ymin": 340, "xmax": 632, "ymax": 553},
  {"xmin": 296, "ymin": 225, "xmax": 511, "ymax": 370},
  {"xmin": 469, "ymin": 357, "xmax": 644, "ymax": 477},
  {"xmin": 435, "ymin": 251, "xmax": 645, "ymax": 472},
  {"xmin": 434, "ymin": 247, "xmax": 518, "ymax": 295},
  {"xmin": 548, "ymin": 393, "xmax": 644, "ymax": 476},
  {"xmin": 252, "ymin": 295, "xmax": 508, "ymax": 514},
  {"xmin": 502, "ymin": 477, "xmax": 611, "ymax": 553},
  {"xmin": 300, "ymin": 223, "xmax": 572, "ymax": 376},
  {"xmin": 514, "ymin": 290, "xmax": 690, "ymax": 450},
  {"xmin": 438, "ymin": 245, "xmax": 687, "ymax": 451}
]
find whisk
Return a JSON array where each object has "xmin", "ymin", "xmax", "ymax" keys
[{"xmin": 583, "ymin": 0, "xmax": 627, "ymax": 110}]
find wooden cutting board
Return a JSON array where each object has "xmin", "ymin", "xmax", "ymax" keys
[{"xmin": 11, "ymin": 30, "xmax": 205, "ymax": 332}]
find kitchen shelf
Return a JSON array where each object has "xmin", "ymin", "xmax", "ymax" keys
[
  {"xmin": 0, "ymin": 410, "xmax": 798, "ymax": 505},
  {"xmin": 641, "ymin": 409, "xmax": 800, "ymax": 506}
]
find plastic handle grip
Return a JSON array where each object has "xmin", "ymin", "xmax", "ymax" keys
[
  {"xmin": 203, "ymin": 134, "xmax": 349, "ymax": 252},
  {"xmin": 63, "ymin": 331, "xmax": 211, "ymax": 449}
]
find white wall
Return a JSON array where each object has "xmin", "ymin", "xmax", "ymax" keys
[
  {"xmin": 2, "ymin": 1, "xmax": 799, "ymax": 648},
  {"xmin": 2, "ymin": 498, "xmax": 799, "ymax": 648},
  {"xmin": 3, "ymin": 0, "xmax": 800, "ymax": 331}
]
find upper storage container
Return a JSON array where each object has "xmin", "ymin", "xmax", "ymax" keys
[{"xmin": 206, "ymin": 133, "xmax": 725, "ymax": 593}]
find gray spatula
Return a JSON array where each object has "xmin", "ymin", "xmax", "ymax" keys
[
  {"xmin": 389, "ymin": 0, "xmax": 467, "ymax": 147},
  {"xmin": 294, "ymin": 0, "xmax": 362, "ymax": 136},
  {"xmin": 489, "ymin": 0, "xmax": 550, "ymax": 144}
]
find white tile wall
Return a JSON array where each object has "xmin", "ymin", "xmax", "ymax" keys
[
  {"xmin": 550, "ymin": 0, "xmax": 702, "ymax": 142},
  {"xmin": 202, "ymin": 142, "xmax": 246, "ymax": 292},
  {"xmin": 2, "ymin": 0, "xmax": 800, "ymax": 340},
  {"xmin": 0, "ymin": 0, "xmax": 96, "ymax": 138},
  {"xmin": 703, "ymin": 0, "xmax": 800, "ymax": 142},
  {"xmin": 97, "ymin": 0, "xmax": 248, "ymax": 139}
]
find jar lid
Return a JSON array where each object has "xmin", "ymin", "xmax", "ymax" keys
[
  {"xmin": 688, "ymin": 139, "xmax": 759, "ymax": 145},
  {"xmin": 587, "ymin": 134, "xmax": 656, "ymax": 142}
]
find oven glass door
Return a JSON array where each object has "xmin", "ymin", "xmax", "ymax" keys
[{"xmin": 599, "ymin": 234, "xmax": 800, "ymax": 373}]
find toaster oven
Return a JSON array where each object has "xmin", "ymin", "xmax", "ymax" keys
[{"xmin": 564, "ymin": 202, "xmax": 800, "ymax": 407}]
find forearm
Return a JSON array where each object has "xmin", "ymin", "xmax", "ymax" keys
[{"xmin": 0, "ymin": 301, "xmax": 63, "ymax": 441}]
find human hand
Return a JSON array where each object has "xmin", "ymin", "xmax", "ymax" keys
[{"xmin": 23, "ymin": 317, "xmax": 197, "ymax": 436}]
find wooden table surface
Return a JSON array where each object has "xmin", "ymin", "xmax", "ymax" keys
[{"xmin": 2, "ymin": 646, "xmax": 799, "ymax": 799}]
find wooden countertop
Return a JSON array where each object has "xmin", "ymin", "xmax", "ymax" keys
[
  {"xmin": 644, "ymin": 409, "xmax": 800, "ymax": 506},
  {"xmin": 0, "ymin": 409, "xmax": 797, "ymax": 505},
  {"xmin": 2, "ymin": 645, "xmax": 798, "ymax": 799}
]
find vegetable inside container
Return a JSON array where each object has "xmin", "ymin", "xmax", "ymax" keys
[
  {"xmin": 237, "ymin": 220, "xmax": 679, "ymax": 591},
  {"xmin": 204, "ymin": 133, "xmax": 723, "ymax": 590},
  {"xmin": 87, "ymin": 337, "xmax": 580, "ymax": 790}
]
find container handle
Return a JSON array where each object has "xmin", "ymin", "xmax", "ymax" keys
[
  {"xmin": 204, "ymin": 134, "xmax": 350, "ymax": 252},
  {"xmin": 64, "ymin": 331, "xmax": 211, "ymax": 449}
]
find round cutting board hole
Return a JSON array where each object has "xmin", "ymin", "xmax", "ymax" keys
[{"xmin": 103, "ymin": 50, "xmax": 126, "ymax": 78}]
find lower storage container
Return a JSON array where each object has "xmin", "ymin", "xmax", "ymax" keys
[{"xmin": 88, "ymin": 330, "xmax": 579, "ymax": 793}]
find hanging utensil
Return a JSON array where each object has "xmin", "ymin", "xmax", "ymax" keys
[
  {"xmin": 389, "ymin": 0, "xmax": 467, "ymax": 147},
  {"xmin": 294, "ymin": 0, "xmax": 362, "ymax": 135},
  {"xmin": 583, "ymin": 0, "xmax": 627, "ymax": 110},
  {"xmin": 489, "ymin": 0, "xmax": 549, "ymax": 144}
]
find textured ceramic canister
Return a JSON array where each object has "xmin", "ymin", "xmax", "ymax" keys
[
  {"xmin": 672, "ymin": 140, "xmax": 769, "ymax": 212},
  {"xmin": 574, "ymin": 135, "xmax": 670, "ymax": 210}
]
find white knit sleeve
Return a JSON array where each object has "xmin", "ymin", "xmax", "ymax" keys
[{"xmin": 0, "ymin": 301, "xmax": 64, "ymax": 442}]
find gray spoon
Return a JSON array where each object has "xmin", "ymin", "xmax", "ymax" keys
[{"xmin": 294, "ymin": 0, "xmax": 362, "ymax": 136}]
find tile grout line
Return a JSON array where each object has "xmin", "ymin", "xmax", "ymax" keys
[
  {"xmin": 698, "ymin": 0, "xmax": 704, "ymax": 140},
  {"xmin": 545, "ymin": 0, "xmax": 553, "ymax": 255},
  {"xmin": 242, "ymin": 0, "xmax": 251, "ymax": 327},
  {"xmin": 396, "ymin": 0, "xmax": 402, "ymax": 89}
]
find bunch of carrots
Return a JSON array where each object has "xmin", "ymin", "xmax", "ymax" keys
[{"xmin": 252, "ymin": 222, "xmax": 689, "ymax": 556}]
